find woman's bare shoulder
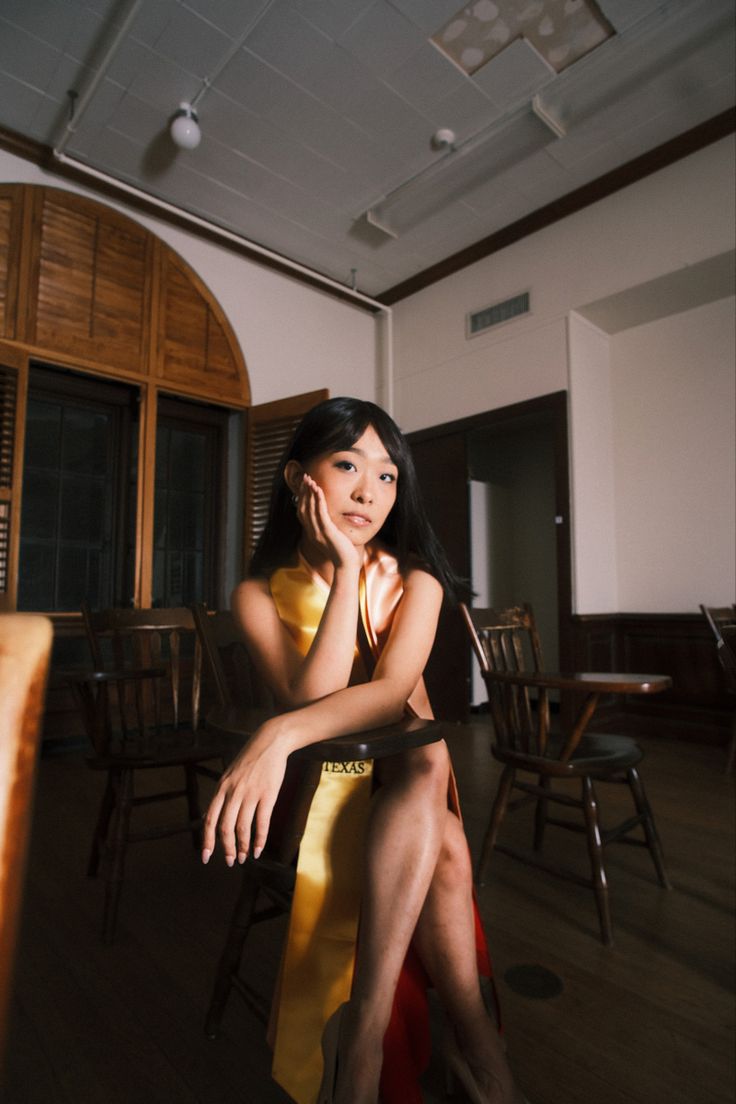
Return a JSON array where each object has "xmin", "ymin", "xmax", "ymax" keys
[
  {"xmin": 231, "ymin": 576, "xmax": 273, "ymax": 614},
  {"xmin": 403, "ymin": 561, "xmax": 443, "ymax": 597}
]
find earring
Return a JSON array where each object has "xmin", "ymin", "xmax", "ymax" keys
[{"xmin": 292, "ymin": 494, "xmax": 298, "ymax": 506}]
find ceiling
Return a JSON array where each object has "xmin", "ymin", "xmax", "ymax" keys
[{"xmin": 0, "ymin": 0, "xmax": 733, "ymax": 299}]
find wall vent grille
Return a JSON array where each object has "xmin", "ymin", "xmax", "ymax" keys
[{"xmin": 467, "ymin": 291, "xmax": 530, "ymax": 338}]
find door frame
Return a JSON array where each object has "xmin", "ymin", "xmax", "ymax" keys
[{"xmin": 407, "ymin": 389, "xmax": 572, "ymax": 716}]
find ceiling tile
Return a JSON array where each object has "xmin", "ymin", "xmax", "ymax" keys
[
  {"xmin": 126, "ymin": 49, "xmax": 199, "ymax": 111},
  {"xmin": 471, "ymin": 37, "xmax": 555, "ymax": 108},
  {"xmin": 597, "ymin": 0, "xmax": 667, "ymax": 33},
  {"xmin": 181, "ymin": 0, "xmax": 270, "ymax": 38},
  {"xmin": 0, "ymin": 18, "xmax": 62, "ymax": 91},
  {"xmin": 108, "ymin": 93, "xmax": 172, "ymax": 147},
  {"xmin": 389, "ymin": 1, "xmax": 468, "ymax": 35},
  {"xmin": 0, "ymin": 0, "xmax": 80, "ymax": 51},
  {"xmin": 431, "ymin": 78, "xmax": 499, "ymax": 142},
  {"xmin": 29, "ymin": 93, "xmax": 70, "ymax": 143},
  {"xmin": 201, "ymin": 90, "xmax": 358, "ymax": 199},
  {"xmin": 149, "ymin": 5, "xmax": 231, "ymax": 79},
  {"xmin": 61, "ymin": 7, "xmax": 109, "ymax": 66},
  {"xmin": 245, "ymin": 2, "xmax": 376, "ymax": 106},
  {"xmin": 127, "ymin": 0, "xmax": 180, "ymax": 48},
  {"xmin": 383, "ymin": 40, "xmax": 464, "ymax": 112},
  {"xmin": 339, "ymin": 1, "xmax": 422, "ymax": 77},
  {"xmin": 0, "ymin": 69, "xmax": 45, "ymax": 133},
  {"xmin": 293, "ymin": 0, "xmax": 376, "ymax": 40}
]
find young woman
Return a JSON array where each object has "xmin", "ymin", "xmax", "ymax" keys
[{"xmin": 202, "ymin": 398, "xmax": 523, "ymax": 1104}]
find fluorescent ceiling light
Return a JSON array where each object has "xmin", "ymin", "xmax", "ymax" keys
[{"xmin": 364, "ymin": 104, "xmax": 561, "ymax": 239}]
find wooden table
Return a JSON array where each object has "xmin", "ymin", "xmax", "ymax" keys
[{"xmin": 205, "ymin": 704, "xmax": 449, "ymax": 762}]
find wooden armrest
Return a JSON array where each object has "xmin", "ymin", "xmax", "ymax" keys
[
  {"xmin": 205, "ymin": 706, "xmax": 447, "ymax": 763},
  {"xmin": 481, "ymin": 670, "xmax": 672, "ymax": 695},
  {"xmin": 293, "ymin": 717, "xmax": 447, "ymax": 762}
]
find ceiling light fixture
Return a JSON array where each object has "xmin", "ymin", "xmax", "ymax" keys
[
  {"xmin": 170, "ymin": 102, "xmax": 201, "ymax": 150},
  {"xmin": 364, "ymin": 104, "xmax": 563, "ymax": 240}
]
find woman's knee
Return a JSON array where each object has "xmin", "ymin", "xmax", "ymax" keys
[{"xmin": 379, "ymin": 740, "xmax": 450, "ymax": 796}]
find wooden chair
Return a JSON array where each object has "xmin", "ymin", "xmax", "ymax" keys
[
  {"xmin": 66, "ymin": 606, "xmax": 232, "ymax": 943},
  {"xmin": 700, "ymin": 604, "xmax": 736, "ymax": 773},
  {"xmin": 460, "ymin": 603, "xmax": 671, "ymax": 945},
  {"xmin": 0, "ymin": 614, "xmax": 52, "ymax": 1066},
  {"xmin": 191, "ymin": 603, "xmax": 445, "ymax": 1037}
]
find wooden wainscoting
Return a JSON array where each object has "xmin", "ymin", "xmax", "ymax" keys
[{"xmin": 571, "ymin": 612, "xmax": 732, "ymax": 744}]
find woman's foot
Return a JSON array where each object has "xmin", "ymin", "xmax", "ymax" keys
[
  {"xmin": 443, "ymin": 1019, "xmax": 524, "ymax": 1104},
  {"xmin": 324, "ymin": 1000, "xmax": 384, "ymax": 1104}
]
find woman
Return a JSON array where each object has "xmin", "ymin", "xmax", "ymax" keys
[{"xmin": 202, "ymin": 398, "xmax": 522, "ymax": 1104}]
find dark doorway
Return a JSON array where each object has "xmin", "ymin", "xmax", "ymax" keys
[{"xmin": 407, "ymin": 391, "xmax": 571, "ymax": 721}]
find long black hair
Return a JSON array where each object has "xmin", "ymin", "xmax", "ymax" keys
[{"xmin": 249, "ymin": 397, "xmax": 467, "ymax": 601}]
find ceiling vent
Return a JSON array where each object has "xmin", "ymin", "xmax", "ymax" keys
[{"xmin": 467, "ymin": 291, "xmax": 530, "ymax": 339}]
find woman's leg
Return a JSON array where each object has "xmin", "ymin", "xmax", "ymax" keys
[
  {"xmin": 412, "ymin": 810, "xmax": 522, "ymax": 1103},
  {"xmin": 334, "ymin": 741, "xmax": 451, "ymax": 1104}
]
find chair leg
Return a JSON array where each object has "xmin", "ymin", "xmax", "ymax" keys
[
  {"xmin": 102, "ymin": 768, "xmax": 134, "ymax": 944},
  {"xmin": 476, "ymin": 765, "xmax": 515, "ymax": 886},
  {"xmin": 533, "ymin": 774, "xmax": 551, "ymax": 851},
  {"xmin": 184, "ymin": 763, "xmax": 202, "ymax": 850},
  {"xmin": 205, "ymin": 866, "xmax": 262, "ymax": 1038},
  {"xmin": 626, "ymin": 767, "xmax": 671, "ymax": 889},
  {"xmin": 581, "ymin": 776, "xmax": 613, "ymax": 946},
  {"xmin": 88, "ymin": 772, "xmax": 116, "ymax": 878}
]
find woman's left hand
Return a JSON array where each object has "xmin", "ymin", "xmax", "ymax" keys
[{"xmin": 201, "ymin": 722, "xmax": 289, "ymax": 865}]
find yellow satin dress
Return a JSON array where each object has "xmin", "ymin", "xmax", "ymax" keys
[{"xmin": 268, "ymin": 543, "xmax": 432, "ymax": 1104}]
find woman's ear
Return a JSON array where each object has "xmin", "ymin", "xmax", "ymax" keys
[{"xmin": 284, "ymin": 460, "xmax": 304, "ymax": 497}]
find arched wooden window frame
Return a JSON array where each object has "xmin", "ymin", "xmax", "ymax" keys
[{"xmin": 0, "ymin": 183, "xmax": 250, "ymax": 612}]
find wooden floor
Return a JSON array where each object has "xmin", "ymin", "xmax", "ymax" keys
[{"xmin": 2, "ymin": 726, "xmax": 734, "ymax": 1104}]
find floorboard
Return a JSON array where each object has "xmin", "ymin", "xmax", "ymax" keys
[{"xmin": 1, "ymin": 727, "xmax": 733, "ymax": 1104}]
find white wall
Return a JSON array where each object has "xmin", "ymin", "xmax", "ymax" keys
[
  {"xmin": 610, "ymin": 296, "xmax": 735, "ymax": 611},
  {"xmin": 567, "ymin": 312, "xmax": 618, "ymax": 613},
  {"xmin": 392, "ymin": 137, "xmax": 736, "ymax": 613},
  {"xmin": 393, "ymin": 139, "xmax": 734, "ymax": 434},
  {"xmin": 0, "ymin": 149, "xmax": 377, "ymax": 406}
]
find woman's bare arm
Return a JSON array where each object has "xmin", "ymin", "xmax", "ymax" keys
[{"xmin": 202, "ymin": 567, "xmax": 443, "ymax": 866}]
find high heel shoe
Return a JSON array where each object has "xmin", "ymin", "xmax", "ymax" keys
[
  {"xmin": 441, "ymin": 1028, "xmax": 500, "ymax": 1104},
  {"xmin": 440, "ymin": 1028, "xmax": 530, "ymax": 1104},
  {"xmin": 317, "ymin": 1002, "xmax": 347, "ymax": 1104}
]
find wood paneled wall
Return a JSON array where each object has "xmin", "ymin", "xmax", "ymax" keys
[{"xmin": 571, "ymin": 612, "xmax": 732, "ymax": 743}]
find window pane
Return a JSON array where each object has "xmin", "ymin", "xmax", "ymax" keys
[
  {"xmin": 169, "ymin": 430, "xmax": 205, "ymax": 492},
  {"xmin": 62, "ymin": 409, "xmax": 112, "ymax": 474},
  {"xmin": 21, "ymin": 470, "xmax": 59, "ymax": 539},
  {"xmin": 24, "ymin": 400, "xmax": 61, "ymax": 470},
  {"xmin": 17, "ymin": 542, "xmax": 55, "ymax": 610},
  {"xmin": 59, "ymin": 475, "xmax": 108, "ymax": 543},
  {"xmin": 152, "ymin": 408, "xmax": 223, "ymax": 608},
  {"xmin": 19, "ymin": 368, "xmax": 136, "ymax": 611}
]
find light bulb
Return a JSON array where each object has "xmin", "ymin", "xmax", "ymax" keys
[{"xmin": 170, "ymin": 102, "xmax": 201, "ymax": 150}]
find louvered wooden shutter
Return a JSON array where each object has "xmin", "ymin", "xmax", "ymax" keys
[
  {"xmin": 244, "ymin": 389, "xmax": 328, "ymax": 568},
  {"xmin": 0, "ymin": 346, "xmax": 28, "ymax": 611}
]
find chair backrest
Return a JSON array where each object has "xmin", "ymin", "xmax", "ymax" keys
[
  {"xmin": 460, "ymin": 602, "xmax": 550, "ymax": 757},
  {"xmin": 191, "ymin": 604, "xmax": 274, "ymax": 711},
  {"xmin": 700, "ymin": 604, "xmax": 736, "ymax": 691},
  {"xmin": 81, "ymin": 605, "xmax": 203, "ymax": 734},
  {"xmin": 0, "ymin": 614, "xmax": 52, "ymax": 1061}
]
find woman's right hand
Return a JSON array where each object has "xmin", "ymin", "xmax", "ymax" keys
[
  {"xmin": 296, "ymin": 473, "xmax": 361, "ymax": 571},
  {"xmin": 201, "ymin": 720, "xmax": 289, "ymax": 866}
]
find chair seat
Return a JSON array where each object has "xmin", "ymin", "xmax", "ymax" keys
[{"xmin": 492, "ymin": 731, "xmax": 643, "ymax": 777}]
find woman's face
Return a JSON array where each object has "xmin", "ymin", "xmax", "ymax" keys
[{"xmin": 299, "ymin": 425, "xmax": 398, "ymax": 546}]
